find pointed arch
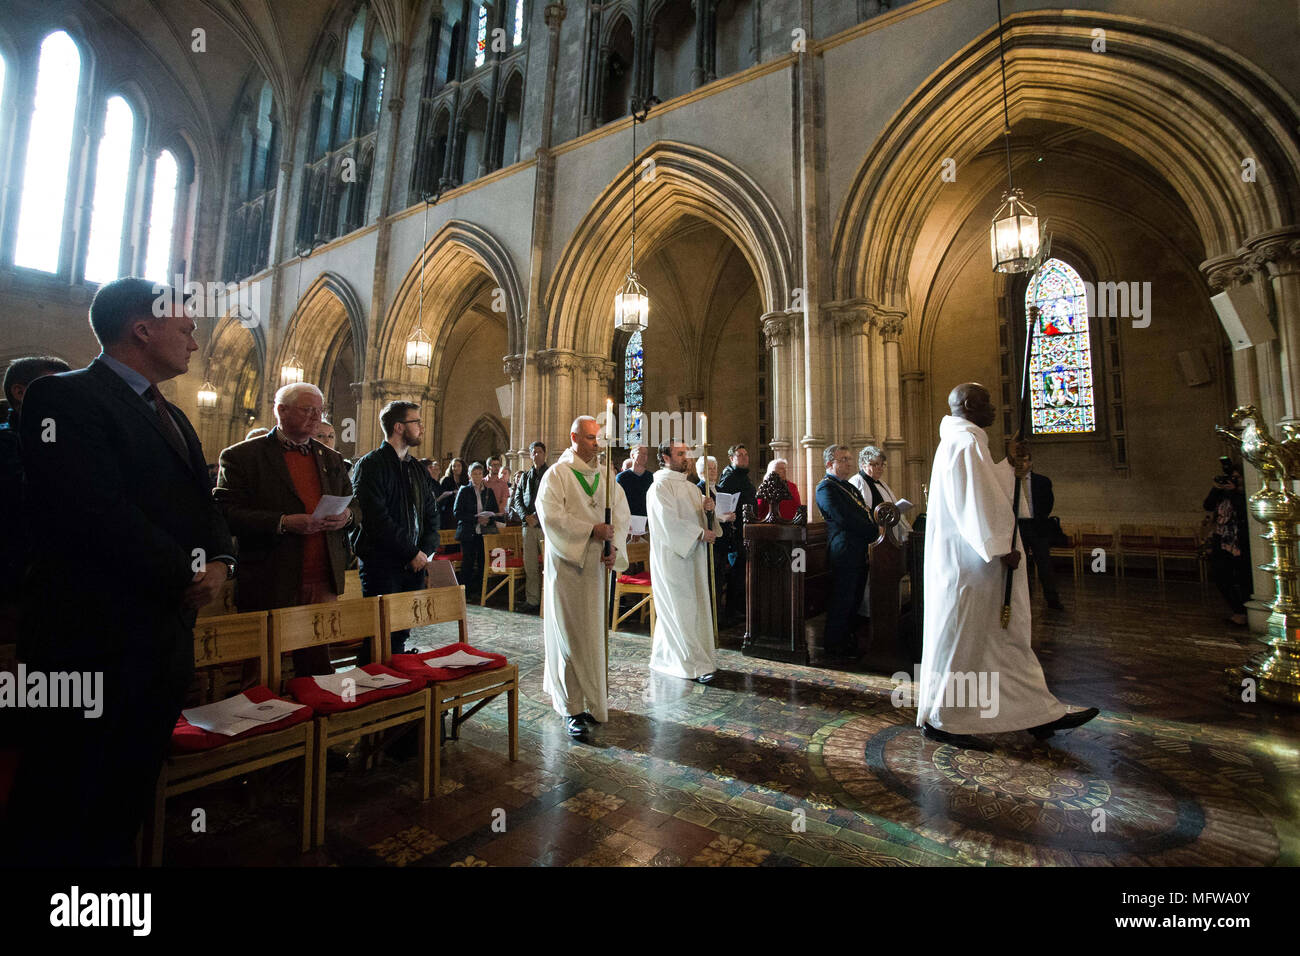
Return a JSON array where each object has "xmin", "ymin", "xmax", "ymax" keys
[
  {"xmin": 277, "ymin": 271, "xmax": 367, "ymax": 387},
  {"xmin": 545, "ymin": 139, "xmax": 793, "ymax": 357},
  {"xmin": 461, "ymin": 412, "xmax": 510, "ymax": 464},
  {"xmin": 380, "ymin": 219, "xmax": 526, "ymax": 383},
  {"xmin": 831, "ymin": 10, "xmax": 1300, "ymax": 341}
]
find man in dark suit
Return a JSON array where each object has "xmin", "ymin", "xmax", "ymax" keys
[
  {"xmin": 815, "ymin": 443, "xmax": 878, "ymax": 663},
  {"xmin": 509, "ymin": 440, "xmax": 548, "ymax": 611},
  {"xmin": 213, "ymin": 382, "xmax": 361, "ymax": 675},
  {"xmin": 454, "ymin": 461, "xmax": 501, "ymax": 602},
  {"xmin": 6, "ymin": 277, "xmax": 234, "ymax": 866},
  {"xmin": 1016, "ymin": 453, "xmax": 1064, "ymax": 610},
  {"xmin": 351, "ymin": 400, "xmax": 440, "ymax": 654},
  {"xmin": 716, "ymin": 443, "xmax": 757, "ymax": 627}
]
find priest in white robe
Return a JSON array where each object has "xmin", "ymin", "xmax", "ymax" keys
[
  {"xmin": 918, "ymin": 383, "xmax": 1097, "ymax": 745},
  {"xmin": 536, "ymin": 416, "xmax": 630, "ymax": 738},
  {"xmin": 647, "ymin": 440, "xmax": 718, "ymax": 682}
]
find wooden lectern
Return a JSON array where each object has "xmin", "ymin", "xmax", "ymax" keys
[{"xmin": 742, "ymin": 506, "xmax": 828, "ymax": 663}]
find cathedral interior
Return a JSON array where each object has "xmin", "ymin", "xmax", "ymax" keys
[{"xmin": 1, "ymin": 0, "xmax": 1299, "ymax": 889}]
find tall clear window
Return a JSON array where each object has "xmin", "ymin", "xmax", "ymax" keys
[
  {"xmin": 144, "ymin": 150, "xmax": 179, "ymax": 284},
  {"xmin": 513, "ymin": 0, "xmax": 525, "ymax": 46},
  {"xmin": 1025, "ymin": 257, "xmax": 1096, "ymax": 434},
  {"xmin": 14, "ymin": 31, "xmax": 80, "ymax": 273},
  {"xmin": 84, "ymin": 96, "xmax": 136, "ymax": 284},
  {"xmin": 624, "ymin": 330, "xmax": 644, "ymax": 446}
]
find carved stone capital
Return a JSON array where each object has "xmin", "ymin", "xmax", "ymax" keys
[
  {"xmin": 1244, "ymin": 227, "xmax": 1300, "ymax": 278},
  {"xmin": 537, "ymin": 349, "xmax": 578, "ymax": 373},
  {"xmin": 761, "ymin": 311, "xmax": 791, "ymax": 349},
  {"xmin": 503, "ymin": 354, "xmax": 524, "ymax": 379},
  {"xmin": 1201, "ymin": 252, "xmax": 1253, "ymax": 292},
  {"xmin": 877, "ymin": 310, "xmax": 905, "ymax": 342},
  {"xmin": 544, "ymin": 2, "xmax": 567, "ymax": 30}
]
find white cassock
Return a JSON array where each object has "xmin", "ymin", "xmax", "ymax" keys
[
  {"xmin": 917, "ymin": 415, "xmax": 1066, "ymax": 734},
  {"xmin": 646, "ymin": 468, "xmax": 715, "ymax": 679},
  {"xmin": 536, "ymin": 447, "xmax": 630, "ymax": 722},
  {"xmin": 849, "ymin": 472, "xmax": 911, "ymax": 616}
]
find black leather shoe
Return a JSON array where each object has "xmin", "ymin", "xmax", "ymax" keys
[
  {"xmin": 1027, "ymin": 707, "xmax": 1100, "ymax": 739},
  {"xmin": 695, "ymin": 672, "xmax": 716, "ymax": 684},
  {"xmin": 565, "ymin": 716, "xmax": 588, "ymax": 738},
  {"xmin": 576, "ymin": 712, "xmax": 599, "ymax": 725},
  {"xmin": 921, "ymin": 722, "xmax": 987, "ymax": 749}
]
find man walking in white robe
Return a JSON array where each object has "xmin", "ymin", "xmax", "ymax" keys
[
  {"xmin": 536, "ymin": 416, "xmax": 630, "ymax": 738},
  {"xmin": 918, "ymin": 383, "xmax": 1098, "ymax": 745},
  {"xmin": 647, "ymin": 440, "xmax": 718, "ymax": 682}
]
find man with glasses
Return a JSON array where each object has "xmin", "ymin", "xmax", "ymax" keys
[
  {"xmin": 350, "ymin": 400, "xmax": 441, "ymax": 653},
  {"xmin": 214, "ymin": 382, "xmax": 360, "ymax": 675},
  {"xmin": 815, "ymin": 443, "xmax": 878, "ymax": 664}
]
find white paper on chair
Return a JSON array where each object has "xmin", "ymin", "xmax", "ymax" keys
[
  {"xmin": 234, "ymin": 697, "xmax": 306, "ymax": 723},
  {"xmin": 426, "ymin": 649, "xmax": 495, "ymax": 669},
  {"xmin": 627, "ymin": 515, "xmax": 648, "ymax": 536},
  {"xmin": 312, "ymin": 494, "xmax": 353, "ymax": 519},
  {"xmin": 183, "ymin": 694, "xmax": 304, "ymax": 736},
  {"xmin": 312, "ymin": 670, "xmax": 410, "ymax": 697},
  {"xmin": 713, "ymin": 491, "xmax": 740, "ymax": 515}
]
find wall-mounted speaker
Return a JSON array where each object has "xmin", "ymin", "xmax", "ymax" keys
[
  {"xmin": 495, "ymin": 383, "xmax": 513, "ymax": 419},
  {"xmin": 1211, "ymin": 284, "xmax": 1273, "ymax": 350}
]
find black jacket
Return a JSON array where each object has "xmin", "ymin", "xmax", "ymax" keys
[
  {"xmin": 716, "ymin": 464, "xmax": 757, "ymax": 554},
  {"xmin": 815, "ymin": 474, "xmax": 878, "ymax": 569},
  {"xmin": 509, "ymin": 464, "xmax": 548, "ymax": 521},
  {"xmin": 19, "ymin": 359, "xmax": 234, "ymax": 672},
  {"xmin": 453, "ymin": 483, "xmax": 500, "ymax": 542},
  {"xmin": 1016, "ymin": 471, "xmax": 1055, "ymax": 534},
  {"xmin": 350, "ymin": 442, "xmax": 440, "ymax": 567}
]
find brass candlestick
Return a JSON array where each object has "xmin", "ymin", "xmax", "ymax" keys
[{"xmin": 1216, "ymin": 405, "xmax": 1300, "ymax": 706}]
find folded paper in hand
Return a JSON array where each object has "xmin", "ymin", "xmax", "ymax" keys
[
  {"xmin": 714, "ymin": 491, "xmax": 740, "ymax": 515},
  {"xmin": 312, "ymin": 494, "xmax": 353, "ymax": 519},
  {"xmin": 628, "ymin": 515, "xmax": 648, "ymax": 536}
]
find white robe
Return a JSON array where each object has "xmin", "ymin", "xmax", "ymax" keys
[
  {"xmin": 646, "ymin": 468, "xmax": 716, "ymax": 679},
  {"xmin": 536, "ymin": 447, "xmax": 630, "ymax": 722},
  {"xmin": 917, "ymin": 416, "xmax": 1066, "ymax": 734},
  {"xmin": 849, "ymin": 471, "xmax": 912, "ymax": 616}
]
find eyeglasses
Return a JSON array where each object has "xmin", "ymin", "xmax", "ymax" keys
[
  {"xmin": 401, "ymin": 419, "xmax": 422, "ymax": 426},
  {"xmin": 290, "ymin": 405, "xmax": 324, "ymax": 418}
]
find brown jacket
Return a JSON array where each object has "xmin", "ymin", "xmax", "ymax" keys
[{"xmin": 213, "ymin": 429, "xmax": 361, "ymax": 611}]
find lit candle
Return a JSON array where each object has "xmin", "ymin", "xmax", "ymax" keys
[
  {"xmin": 700, "ymin": 413, "xmax": 707, "ymax": 446},
  {"xmin": 606, "ymin": 397, "xmax": 614, "ymax": 442}
]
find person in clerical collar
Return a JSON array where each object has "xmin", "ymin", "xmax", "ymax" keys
[{"xmin": 815, "ymin": 444, "xmax": 878, "ymax": 664}]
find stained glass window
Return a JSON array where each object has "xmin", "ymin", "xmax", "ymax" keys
[
  {"xmin": 624, "ymin": 330, "xmax": 644, "ymax": 446},
  {"xmin": 474, "ymin": 4, "xmax": 488, "ymax": 67},
  {"xmin": 1025, "ymin": 258, "xmax": 1095, "ymax": 435}
]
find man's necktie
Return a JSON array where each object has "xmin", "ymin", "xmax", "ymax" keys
[{"xmin": 145, "ymin": 384, "xmax": 188, "ymax": 460}]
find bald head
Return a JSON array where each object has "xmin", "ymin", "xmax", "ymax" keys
[{"xmin": 948, "ymin": 382, "xmax": 996, "ymax": 428}]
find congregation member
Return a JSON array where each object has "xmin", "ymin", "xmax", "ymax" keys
[
  {"xmin": 439, "ymin": 456, "xmax": 468, "ymax": 527},
  {"xmin": 755, "ymin": 458, "xmax": 801, "ymax": 520},
  {"xmin": 850, "ymin": 446, "xmax": 912, "ymax": 543},
  {"xmin": 919, "ymin": 383, "xmax": 1097, "ymax": 746},
  {"xmin": 351, "ymin": 400, "xmax": 441, "ymax": 654},
  {"xmin": 6, "ymin": 277, "xmax": 233, "ymax": 866},
  {"xmin": 616, "ymin": 444, "xmax": 654, "ymax": 517},
  {"xmin": 509, "ymin": 440, "xmax": 549, "ymax": 611},
  {"xmin": 454, "ymin": 461, "xmax": 501, "ymax": 601},
  {"xmin": 213, "ymin": 382, "xmax": 359, "ymax": 675},
  {"xmin": 484, "ymin": 454, "xmax": 510, "ymax": 512},
  {"xmin": 314, "ymin": 417, "xmax": 337, "ymax": 448},
  {"xmin": 695, "ymin": 454, "xmax": 736, "ymax": 618},
  {"xmin": 647, "ymin": 441, "xmax": 718, "ymax": 682},
  {"xmin": 815, "ymin": 444, "xmax": 877, "ymax": 662},
  {"xmin": 1015, "ymin": 451, "xmax": 1064, "ymax": 611},
  {"xmin": 717, "ymin": 443, "xmax": 757, "ymax": 627},
  {"xmin": 621, "ymin": 457, "xmax": 634, "ymax": 472},
  {"xmin": 245, "ymin": 426, "xmax": 271, "ymax": 440},
  {"xmin": 1203, "ymin": 465, "xmax": 1252, "ymax": 626},
  {"xmin": 0, "ymin": 356, "xmax": 70, "ymax": 636},
  {"xmin": 536, "ymin": 416, "xmax": 630, "ymax": 739}
]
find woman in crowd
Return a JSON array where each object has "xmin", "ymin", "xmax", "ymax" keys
[{"xmin": 755, "ymin": 458, "xmax": 801, "ymax": 521}]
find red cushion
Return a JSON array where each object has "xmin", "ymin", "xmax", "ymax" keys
[
  {"xmin": 171, "ymin": 686, "xmax": 314, "ymax": 753},
  {"xmin": 287, "ymin": 663, "xmax": 427, "ymax": 715},
  {"xmin": 490, "ymin": 558, "xmax": 524, "ymax": 569},
  {"xmin": 618, "ymin": 571, "xmax": 651, "ymax": 585},
  {"xmin": 389, "ymin": 643, "xmax": 509, "ymax": 683},
  {"xmin": 433, "ymin": 553, "xmax": 461, "ymax": 562}
]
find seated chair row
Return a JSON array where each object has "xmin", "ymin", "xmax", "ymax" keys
[{"xmin": 143, "ymin": 587, "xmax": 518, "ymax": 864}]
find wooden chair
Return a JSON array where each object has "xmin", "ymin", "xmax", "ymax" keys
[
  {"xmin": 611, "ymin": 538, "xmax": 656, "ymax": 632},
  {"xmin": 1076, "ymin": 524, "xmax": 1116, "ymax": 575},
  {"xmin": 379, "ymin": 586, "xmax": 518, "ymax": 796},
  {"xmin": 342, "ymin": 568, "xmax": 363, "ymax": 600},
  {"xmin": 269, "ymin": 598, "xmax": 431, "ymax": 847},
  {"xmin": 434, "ymin": 528, "xmax": 462, "ymax": 574},
  {"xmin": 145, "ymin": 610, "xmax": 314, "ymax": 865},
  {"xmin": 1048, "ymin": 524, "xmax": 1081, "ymax": 579},
  {"xmin": 480, "ymin": 531, "xmax": 525, "ymax": 609},
  {"xmin": 1118, "ymin": 524, "xmax": 1161, "ymax": 579},
  {"xmin": 1157, "ymin": 525, "xmax": 1207, "ymax": 582}
]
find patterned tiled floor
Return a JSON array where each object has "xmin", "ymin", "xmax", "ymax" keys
[{"xmin": 163, "ymin": 571, "xmax": 1300, "ymax": 866}]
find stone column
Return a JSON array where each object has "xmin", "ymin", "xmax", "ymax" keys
[
  {"xmin": 762, "ymin": 310, "xmax": 794, "ymax": 469},
  {"xmin": 537, "ymin": 350, "xmax": 577, "ymax": 455},
  {"xmin": 900, "ymin": 370, "xmax": 926, "ymax": 505},
  {"xmin": 832, "ymin": 306, "xmax": 873, "ymax": 448},
  {"xmin": 1245, "ymin": 228, "xmax": 1300, "ymax": 423},
  {"xmin": 503, "ymin": 354, "xmax": 525, "ymax": 470},
  {"xmin": 878, "ymin": 312, "xmax": 905, "ymax": 463}
]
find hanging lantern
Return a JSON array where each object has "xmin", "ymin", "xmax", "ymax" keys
[
  {"xmin": 990, "ymin": 189, "xmax": 1040, "ymax": 274},
  {"xmin": 196, "ymin": 380, "xmax": 219, "ymax": 409},
  {"xmin": 405, "ymin": 326, "xmax": 433, "ymax": 367},
  {"xmin": 614, "ymin": 271, "xmax": 649, "ymax": 333},
  {"xmin": 280, "ymin": 355, "xmax": 304, "ymax": 386}
]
